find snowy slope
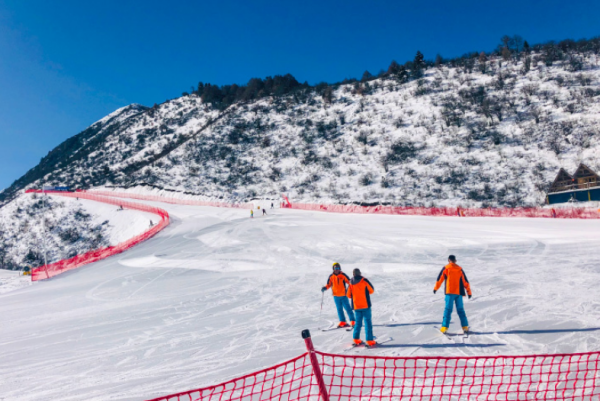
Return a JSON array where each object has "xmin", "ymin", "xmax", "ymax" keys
[
  {"xmin": 0, "ymin": 269, "xmax": 30, "ymax": 294},
  {"xmin": 2, "ymin": 50, "xmax": 600, "ymax": 209},
  {"xmin": 1, "ymin": 201, "xmax": 599, "ymax": 400},
  {"xmin": 0, "ymin": 193, "xmax": 156, "ymax": 271}
]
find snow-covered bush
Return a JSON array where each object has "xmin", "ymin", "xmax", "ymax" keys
[{"xmin": 0, "ymin": 194, "xmax": 109, "ymax": 270}]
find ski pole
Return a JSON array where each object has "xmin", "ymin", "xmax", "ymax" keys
[{"xmin": 318, "ymin": 292, "xmax": 324, "ymax": 327}]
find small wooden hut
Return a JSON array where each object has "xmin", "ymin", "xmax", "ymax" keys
[
  {"xmin": 548, "ymin": 168, "xmax": 574, "ymax": 193},
  {"xmin": 547, "ymin": 163, "xmax": 600, "ymax": 204},
  {"xmin": 572, "ymin": 163, "xmax": 599, "ymax": 190}
]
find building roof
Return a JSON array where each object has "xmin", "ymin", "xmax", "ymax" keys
[
  {"xmin": 572, "ymin": 163, "xmax": 599, "ymax": 179},
  {"xmin": 548, "ymin": 163, "xmax": 600, "ymax": 194},
  {"xmin": 549, "ymin": 168, "xmax": 573, "ymax": 190}
]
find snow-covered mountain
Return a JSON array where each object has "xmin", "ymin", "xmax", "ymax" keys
[{"xmin": 2, "ymin": 46, "xmax": 600, "ymax": 209}]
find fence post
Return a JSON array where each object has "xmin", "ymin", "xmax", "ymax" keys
[{"xmin": 301, "ymin": 329, "xmax": 329, "ymax": 401}]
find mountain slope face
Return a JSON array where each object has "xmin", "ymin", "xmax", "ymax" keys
[
  {"xmin": 0, "ymin": 192, "xmax": 159, "ymax": 270},
  {"xmin": 3, "ymin": 51, "xmax": 600, "ymax": 207},
  {"xmin": 0, "ymin": 194, "xmax": 110, "ymax": 269}
]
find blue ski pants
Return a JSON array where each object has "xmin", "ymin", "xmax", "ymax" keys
[
  {"xmin": 442, "ymin": 294, "xmax": 469, "ymax": 328},
  {"xmin": 334, "ymin": 296, "xmax": 355, "ymax": 323},
  {"xmin": 353, "ymin": 308, "xmax": 374, "ymax": 342}
]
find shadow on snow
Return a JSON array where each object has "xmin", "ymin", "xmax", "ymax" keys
[
  {"xmin": 375, "ymin": 343, "xmax": 505, "ymax": 349},
  {"xmin": 374, "ymin": 322, "xmax": 438, "ymax": 328},
  {"xmin": 469, "ymin": 327, "xmax": 600, "ymax": 335}
]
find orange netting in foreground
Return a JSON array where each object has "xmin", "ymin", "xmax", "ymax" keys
[
  {"xmin": 148, "ymin": 334, "xmax": 600, "ymax": 401},
  {"xmin": 147, "ymin": 353, "xmax": 318, "ymax": 401}
]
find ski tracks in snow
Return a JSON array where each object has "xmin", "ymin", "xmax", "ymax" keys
[{"xmin": 2, "ymin": 206, "xmax": 600, "ymax": 400}]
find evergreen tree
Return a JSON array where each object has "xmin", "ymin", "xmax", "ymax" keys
[
  {"xmin": 387, "ymin": 62, "xmax": 408, "ymax": 83},
  {"xmin": 361, "ymin": 70, "xmax": 374, "ymax": 81},
  {"xmin": 387, "ymin": 60, "xmax": 401, "ymax": 75},
  {"xmin": 478, "ymin": 52, "xmax": 488, "ymax": 73},
  {"xmin": 412, "ymin": 51, "xmax": 425, "ymax": 78},
  {"xmin": 413, "ymin": 51, "xmax": 425, "ymax": 70},
  {"xmin": 196, "ymin": 82, "xmax": 205, "ymax": 96}
]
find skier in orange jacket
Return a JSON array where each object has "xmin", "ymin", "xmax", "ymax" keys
[
  {"xmin": 433, "ymin": 255, "xmax": 472, "ymax": 334},
  {"xmin": 322, "ymin": 263, "xmax": 355, "ymax": 328},
  {"xmin": 347, "ymin": 268, "xmax": 375, "ymax": 346}
]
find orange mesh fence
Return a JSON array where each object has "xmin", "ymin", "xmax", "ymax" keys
[
  {"xmin": 146, "ymin": 353, "xmax": 319, "ymax": 401},
  {"xmin": 26, "ymin": 190, "xmax": 170, "ymax": 281},
  {"xmin": 315, "ymin": 350, "xmax": 600, "ymax": 401},
  {"xmin": 146, "ymin": 332, "xmax": 600, "ymax": 401},
  {"xmin": 85, "ymin": 189, "xmax": 253, "ymax": 209},
  {"xmin": 282, "ymin": 202, "xmax": 600, "ymax": 219}
]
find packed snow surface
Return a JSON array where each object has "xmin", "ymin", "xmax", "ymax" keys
[
  {"xmin": 1, "ymin": 201, "xmax": 600, "ymax": 401},
  {"xmin": 0, "ymin": 269, "xmax": 30, "ymax": 294}
]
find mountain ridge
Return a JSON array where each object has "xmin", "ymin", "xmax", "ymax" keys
[{"xmin": 2, "ymin": 39, "xmax": 600, "ymax": 208}]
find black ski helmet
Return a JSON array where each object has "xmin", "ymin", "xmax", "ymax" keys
[{"xmin": 448, "ymin": 255, "xmax": 457, "ymax": 262}]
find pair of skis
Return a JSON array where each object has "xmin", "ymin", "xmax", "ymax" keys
[
  {"xmin": 321, "ymin": 325, "xmax": 350, "ymax": 332},
  {"xmin": 344, "ymin": 337, "xmax": 393, "ymax": 351},
  {"xmin": 435, "ymin": 326, "xmax": 469, "ymax": 343},
  {"xmin": 320, "ymin": 324, "xmax": 393, "ymax": 350}
]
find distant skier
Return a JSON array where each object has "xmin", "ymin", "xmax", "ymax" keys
[
  {"xmin": 433, "ymin": 255, "xmax": 472, "ymax": 334},
  {"xmin": 551, "ymin": 208, "xmax": 557, "ymax": 218},
  {"xmin": 149, "ymin": 220, "xmax": 154, "ymax": 227},
  {"xmin": 321, "ymin": 262, "xmax": 355, "ymax": 328},
  {"xmin": 251, "ymin": 209, "xmax": 254, "ymax": 218},
  {"xmin": 271, "ymin": 202, "xmax": 274, "ymax": 209},
  {"xmin": 347, "ymin": 268, "xmax": 375, "ymax": 347},
  {"xmin": 262, "ymin": 208, "xmax": 267, "ymax": 216}
]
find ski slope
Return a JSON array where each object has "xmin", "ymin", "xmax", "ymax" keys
[{"xmin": 1, "ymin": 200, "xmax": 600, "ymax": 401}]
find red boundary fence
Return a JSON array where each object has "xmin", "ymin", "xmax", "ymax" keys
[
  {"xmin": 87, "ymin": 189, "xmax": 252, "ymax": 209},
  {"xmin": 25, "ymin": 190, "xmax": 170, "ymax": 281},
  {"xmin": 147, "ymin": 330, "xmax": 600, "ymax": 401},
  {"xmin": 281, "ymin": 201, "xmax": 600, "ymax": 219}
]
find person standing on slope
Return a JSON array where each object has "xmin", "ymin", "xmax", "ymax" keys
[
  {"xmin": 347, "ymin": 268, "xmax": 376, "ymax": 347},
  {"xmin": 321, "ymin": 263, "xmax": 355, "ymax": 328},
  {"xmin": 433, "ymin": 255, "xmax": 472, "ymax": 334}
]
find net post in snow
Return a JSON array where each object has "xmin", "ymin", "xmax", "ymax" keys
[{"xmin": 301, "ymin": 329, "xmax": 329, "ymax": 401}]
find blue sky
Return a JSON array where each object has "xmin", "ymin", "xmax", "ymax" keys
[{"xmin": 1, "ymin": 0, "xmax": 599, "ymax": 190}]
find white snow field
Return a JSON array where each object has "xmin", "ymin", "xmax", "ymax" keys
[{"xmin": 1, "ymin": 201, "xmax": 600, "ymax": 401}]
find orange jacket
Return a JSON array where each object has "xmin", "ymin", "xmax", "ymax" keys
[
  {"xmin": 434, "ymin": 262, "xmax": 472, "ymax": 296},
  {"xmin": 325, "ymin": 272, "xmax": 350, "ymax": 297},
  {"xmin": 347, "ymin": 276, "xmax": 374, "ymax": 310}
]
